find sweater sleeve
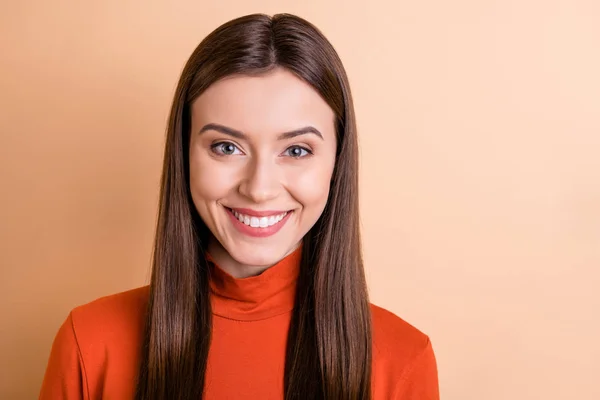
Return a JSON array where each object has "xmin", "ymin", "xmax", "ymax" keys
[
  {"xmin": 39, "ymin": 312, "xmax": 88, "ymax": 400},
  {"xmin": 393, "ymin": 337, "xmax": 440, "ymax": 400}
]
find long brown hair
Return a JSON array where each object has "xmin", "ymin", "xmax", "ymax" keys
[{"xmin": 135, "ymin": 13, "xmax": 372, "ymax": 399}]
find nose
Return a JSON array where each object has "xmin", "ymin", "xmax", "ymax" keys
[{"xmin": 238, "ymin": 156, "xmax": 281, "ymax": 203}]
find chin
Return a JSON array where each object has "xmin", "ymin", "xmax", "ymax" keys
[{"xmin": 226, "ymin": 241, "xmax": 292, "ymax": 268}]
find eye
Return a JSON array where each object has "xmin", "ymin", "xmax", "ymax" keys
[
  {"xmin": 211, "ymin": 142, "xmax": 243, "ymax": 156},
  {"xmin": 283, "ymin": 145, "xmax": 312, "ymax": 158}
]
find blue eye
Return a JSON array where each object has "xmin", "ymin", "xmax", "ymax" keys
[
  {"xmin": 284, "ymin": 146, "xmax": 312, "ymax": 158},
  {"xmin": 211, "ymin": 142, "xmax": 242, "ymax": 156}
]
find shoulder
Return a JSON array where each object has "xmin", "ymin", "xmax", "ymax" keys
[
  {"xmin": 71, "ymin": 285, "xmax": 149, "ymax": 330},
  {"xmin": 370, "ymin": 303, "xmax": 438, "ymax": 397},
  {"xmin": 40, "ymin": 286, "xmax": 151, "ymax": 398},
  {"xmin": 69, "ymin": 285, "xmax": 149, "ymax": 353},
  {"xmin": 71, "ymin": 285, "xmax": 150, "ymax": 318},
  {"xmin": 370, "ymin": 303, "xmax": 431, "ymax": 355}
]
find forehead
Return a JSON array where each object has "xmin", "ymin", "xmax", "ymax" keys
[{"xmin": 191, "ymin": 68, "xmax": 335, "ymax": 138}]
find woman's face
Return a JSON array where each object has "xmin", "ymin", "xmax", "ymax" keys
[{"xmin": 189, "ymin": 68, "xmax": 337, "ymax": 274}]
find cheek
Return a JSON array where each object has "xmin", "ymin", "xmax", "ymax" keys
[
  {"xmin": 189, "ymin": 150, "xmax": 235, "ymax": 204},
  {"xmin": 288, "ymin": 161, "xmax": 334, "ymax": 212}
]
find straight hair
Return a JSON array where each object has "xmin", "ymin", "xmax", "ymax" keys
[{"xmin": 135, "ymin": 13, "xmax": 372, "ymax": 399}]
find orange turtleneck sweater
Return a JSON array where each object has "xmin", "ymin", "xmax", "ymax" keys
[{"xmin": 39, "ymin": 249, "xmax": 439, "ymax": 399}]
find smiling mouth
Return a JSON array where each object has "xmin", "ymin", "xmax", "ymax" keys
[{"xmin": 225, "ymin": 207, "xmax": 290, "ymax": 228}]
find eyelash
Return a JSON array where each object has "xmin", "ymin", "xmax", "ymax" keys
[{"xmin": 210, "ymin": 142, "xmax": 313, "ymax": 158}]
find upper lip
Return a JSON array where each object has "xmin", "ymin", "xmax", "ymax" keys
[{"xmin": 227, "ymin": 207, "xmax": 290, "ymax": 217}]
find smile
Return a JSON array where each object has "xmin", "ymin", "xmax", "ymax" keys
[
  {"xmin": 225, "ymin": 207, "xmax": 292, "ymax": 238},
  {"xmin": 231, "ymin": 209, "xmax": 288, "ymax": 228}
]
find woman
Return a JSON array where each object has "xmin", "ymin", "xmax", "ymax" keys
[{"xmin": 39, "ymin": 13, "xmax": 439, "ymax": 399}]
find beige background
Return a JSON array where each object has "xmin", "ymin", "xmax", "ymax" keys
[{"xmin": 1, "ymin": 1, "xmax": 599, "ymax": 399}]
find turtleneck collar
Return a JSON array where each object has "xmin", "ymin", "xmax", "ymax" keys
[{"xmin": 206, "ymin": 246, "xmax": 302, "ymax": 321}]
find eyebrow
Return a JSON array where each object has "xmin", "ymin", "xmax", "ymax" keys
[{"xmin": 198, "ymin": 123, "xmax": 324, "ymax": 140}]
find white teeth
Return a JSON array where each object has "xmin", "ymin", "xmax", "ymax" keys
[{"xmin": 231, "ymin": 209, "xmax": 288, "ymax": 228}]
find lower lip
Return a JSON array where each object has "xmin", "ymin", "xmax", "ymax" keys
[{"xmin": 226, "ymin": 208, "xmax": 292, "ymax": 238}]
